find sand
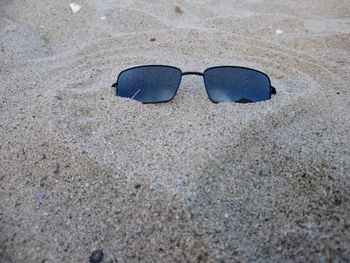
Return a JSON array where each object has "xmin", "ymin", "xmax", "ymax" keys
[{"xmin": 1, "ymin": 0, "xmax": 349, "ymax": 262}]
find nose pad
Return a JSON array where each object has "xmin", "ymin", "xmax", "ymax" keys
[{"xmin": 175, "ymin": 76, "xmax": 208, "ymax": 103}]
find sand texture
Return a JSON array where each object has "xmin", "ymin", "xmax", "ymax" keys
[{"xmin": 1, "ymin": 0, "xmax": 350, "ymax": 262}]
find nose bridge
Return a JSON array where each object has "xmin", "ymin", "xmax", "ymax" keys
[{"xmin": 182, "ymin": 71, "xmax": 204, "ymax": 77}]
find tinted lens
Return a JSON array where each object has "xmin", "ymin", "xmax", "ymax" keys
[
  {"xmin": 204, "ymin": 67, "xmax": 271, "ymax": 103},
  {"xmin": 117, "ymin": 66, "xmax": 182, "ymax": 103}
]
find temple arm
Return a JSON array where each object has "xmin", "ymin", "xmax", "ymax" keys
[
  {"xmin": 271, "ymin": 86, "xmax": 276, "ymax": 95},
  {"xmin": 111, "ymin": 82, "xmax": 118, "ymax": 96}
]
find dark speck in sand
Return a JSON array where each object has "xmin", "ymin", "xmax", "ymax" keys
[
  {"xmin": 89, "ymin": 250, "xmax": 104, "ymax": 263},
  {"xmin": 150, "ymin": 38, "xmax": 156, "ymax": 42},
  {"xmin": 334, "ymin": 198, "xmax": 342, "ymax": 206},
  {"xmin": 54, "ymin": 163, "xmax": 60, "ymax": 175},
  {"xmin": 135, "ymin": 184, "xmax": 141, "ymax": 189}
]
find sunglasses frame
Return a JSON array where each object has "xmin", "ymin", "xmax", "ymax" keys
[{"xmin": 112, "ymin": 65, "xmax": 276, "ymax": 104}]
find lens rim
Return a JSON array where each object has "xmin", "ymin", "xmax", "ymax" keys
[
  {"xmin": 116, "ymin": 65, "xmax": 183, "ymax": 104},
  {"xmin": 203, "ymin": 66, "xmax": 272, "ymax": 103}
]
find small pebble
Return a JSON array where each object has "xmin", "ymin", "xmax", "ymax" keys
[
  {"xmin": 275, "ymin": 29, "xmax": 284, "ymax": 34},
  {"xmin": 35, "ymin": 192, "xmax": 45, "ymax": 203},
  {"xmin": 175, "ymin": 5, "xmax": 184, "ymax": 14},
  {"xmin": 175, "ymin": 179, "xmax": 183, "ymax": 188},
  {"xmin": 150, "ymin": 38, "xmax": 156, "ymax": 42},
  {"xmin": 89, "ymin": 250, "xmax": 104, "ymax": 263},
  {"xmin": 135, "ymin": 184, "xmax": 141, "ymax": 189},
  {"xmin": 69, "ymin": 3, "xmax": 81, "ymax": 13}
]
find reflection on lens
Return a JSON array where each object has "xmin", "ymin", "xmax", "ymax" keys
[{"xmin": 204, "ymin": 67, "xmax": 271, "ymax": 103}]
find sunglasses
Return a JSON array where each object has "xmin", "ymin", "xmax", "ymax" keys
[{"xmin": 111, "ymin": 65, "xmax": 276, "ymax": 104}]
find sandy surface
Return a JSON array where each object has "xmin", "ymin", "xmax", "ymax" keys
[{"xmin": 1, "ymin": 0, "xmax": 350, "ymax": 262}]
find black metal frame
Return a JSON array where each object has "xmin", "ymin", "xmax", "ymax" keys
[{"xmin": 111, "ymin": 65, "xmax": 276, "ymax": 104}]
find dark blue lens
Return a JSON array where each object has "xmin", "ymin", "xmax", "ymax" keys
[
  {"xmin": 203, "ymin": 67, "xmax": 271, "ymax": 103},
  {"xmin": 117, "ymin": 66, "xmax": 182, "ymax": 103}
]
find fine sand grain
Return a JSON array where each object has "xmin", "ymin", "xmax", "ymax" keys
[{"xmin": 1, "ymin": 0, "xmax": 349, "ymax": 262}]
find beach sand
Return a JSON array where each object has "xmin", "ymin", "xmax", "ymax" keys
[{"xmin": 1, "ymin": 0, "xmax": 349, "ymax": 262}]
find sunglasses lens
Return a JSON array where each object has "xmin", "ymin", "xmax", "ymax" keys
[
  {"xmin": 204, "ymin": 67, "xmax": 271, "ymax": 103},
  {"xmin": 117, "ymin": 66, "xmax": 182, "ymax": 103}
]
